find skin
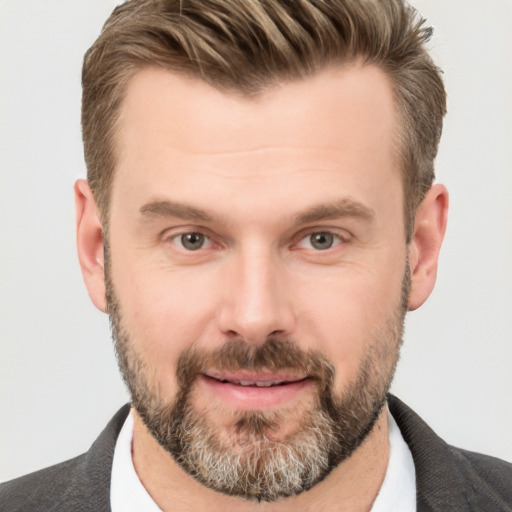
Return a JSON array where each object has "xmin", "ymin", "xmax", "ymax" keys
[{"xmin": 75, "ymin": 63, "xmax": 448, "ymax": 511}]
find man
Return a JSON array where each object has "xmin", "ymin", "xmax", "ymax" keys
[{"xmin": 1, "ymin": 0, "xmax": 511, "ymax": 510}]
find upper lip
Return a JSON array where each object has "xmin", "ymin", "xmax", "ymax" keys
[{"xmin": 204, "ymin": 370, "xmax": 308, "ymax": 385}]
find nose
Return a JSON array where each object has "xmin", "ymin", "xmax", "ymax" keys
[{"xmin": 216, "ymin": 244, "xmax": 296, "ymax": 345}]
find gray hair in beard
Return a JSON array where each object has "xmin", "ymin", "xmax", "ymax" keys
[{"xmin": 105, "ymin": 243, "xmax": 409, "ymax": 501}]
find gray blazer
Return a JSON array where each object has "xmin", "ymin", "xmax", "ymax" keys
[{"xmin": 1, "ymin": 396, "xmax": 511, "ymax": 511}]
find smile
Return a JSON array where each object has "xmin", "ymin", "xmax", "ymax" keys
[
  {"xmin": 199, "ymin": 371, "xmax": 312, "ymax": 409},
  {"xmin": 217, "ymin": 380, "xmax": 293, "ymax": 387}
]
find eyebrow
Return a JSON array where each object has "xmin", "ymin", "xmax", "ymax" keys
[
  {"xmin": 139, "ymin": 200, "xmax": 214, "ymax": 222},
  {"xmin": 294, "ymin": 198, "xmax": 375, "ymax": 225},
  {"xmin": 139, "ymin": 197, "xmax": 375, "ymax": 225}
]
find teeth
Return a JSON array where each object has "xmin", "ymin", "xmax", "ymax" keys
[
  {"xmin": 238, "ymin": 380, "xmax": 283, "ymax": 387},
  {"xmin": 212, "ymin": 376, "xmax": 292, "ymax": 386}
]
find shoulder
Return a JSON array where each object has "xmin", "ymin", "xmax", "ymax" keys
[
  {"xmin": 439, "ymin": 446, "xmax": 512, "ymax": 511},
  {"xmin": 0, "ymin": 404, "xmax": 130, "ymax": 512},
  {"xmin": 450, "ymin": 446, "xmax": 512, "ymax": 496},
  {"xmin": 388, "ymin": 394, "xmax": 512, "ymax": 511},
  {"xmin": 0, "ymin": 455, "xmax": 88, "ymax": 512}
]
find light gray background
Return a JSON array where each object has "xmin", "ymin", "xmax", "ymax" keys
[{"xmin": 1, "ymin": 0, "xmax": 511, "ymax": 482}]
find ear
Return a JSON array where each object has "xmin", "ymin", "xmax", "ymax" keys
[
  {"xmin": 75, "ymin": 179, "xmax": 107, "ymax": 313},
  {"xmin": 407, "ymin": 184, "xmax": 449, "ymax": 311}
]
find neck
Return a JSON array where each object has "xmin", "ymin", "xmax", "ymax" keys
[{"xmin": 131, "ymin": 407, "xmax": 391, "ymax": 512}]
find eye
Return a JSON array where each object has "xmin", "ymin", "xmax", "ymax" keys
[
  {"xmin": 296, "ymin": 231, "xmax": 343, "ymax": 251},
  {"xmin": 173, "ymin": 232, "xmax": 212, "ymax": 251}
]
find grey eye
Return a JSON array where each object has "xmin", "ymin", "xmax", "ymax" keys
[
  {"xmin": 309, "ymin": 232, "xmax": 334, "ymax": 250},
  {"xmin": 180, "ymin": 233, "xmax": 206, "ymax": 250}
]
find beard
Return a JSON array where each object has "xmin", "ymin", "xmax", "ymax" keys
[{"xmin": 105, "ymin": 251, "xmax": 409, "ymax": 502}]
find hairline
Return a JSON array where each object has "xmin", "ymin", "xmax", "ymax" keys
[{"xmin": 98, "ymin": 59, "xmax": 412, "ymax": 240}]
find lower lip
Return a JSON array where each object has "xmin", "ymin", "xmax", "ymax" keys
[{"xmin": 199, "ymin": 375, "xmax": 313, "ymax": 409}]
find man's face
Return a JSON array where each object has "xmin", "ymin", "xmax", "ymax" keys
[{"xmin": 106, "ymin": 64, "xmax": 408, "ymax": 500}]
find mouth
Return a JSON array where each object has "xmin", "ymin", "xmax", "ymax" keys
[{"xmin": 199, "ymin": 370, "xmax": 312, "ymax": 409}]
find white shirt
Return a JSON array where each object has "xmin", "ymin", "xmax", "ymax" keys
[
  {"xmin": 111, "ymin": 412, "xmax": 162, "ymax": 512},
  {"xmin": 370, "ymin": 412, "xmax": 417, "ymax": 511},
  {"xmin": 110, "ymin": 410, "xmax": 416, "ymax": 512}
]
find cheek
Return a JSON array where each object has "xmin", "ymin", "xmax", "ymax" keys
[
  {"xmin": 293, "ymin": 259, "xmax": 405, "ymax": 389},
  {"xmin": 111, "ymin": 259, "xmax": 222, "ymax": 366}
]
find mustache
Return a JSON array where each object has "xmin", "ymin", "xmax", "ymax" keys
[{"xmin": 175, "ymin": 337, "xmax": 335, "ymax": 392}]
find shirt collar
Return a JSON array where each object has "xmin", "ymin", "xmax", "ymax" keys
[{"xmin": 110, "ymin": 408, "xmax": 416, "ymax": 512}]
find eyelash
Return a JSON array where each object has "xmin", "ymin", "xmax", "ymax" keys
[
  {"xmin": 169, "ymin": 231, "xmax": 215, "ymax": 251},
  {"xmin": 165, "ymin": 228, "xmax": 348, "ymax": 253},
  {"xmin": 294, "ymin": 231, "xmax": 346, "ymax": 251}
]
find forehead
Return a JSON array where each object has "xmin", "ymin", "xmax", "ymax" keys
[
  {"xmin": 111, "ymin": 64, "xmax": 400, "ymax": 224},
  {"xmin": 116, "ymin": 62, "xmax": 397, "ymax": 159}
]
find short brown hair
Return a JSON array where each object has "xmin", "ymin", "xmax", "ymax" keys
[{"xmin": 82, "ymin": 0, "xmax": 446, "ymax": 239}]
